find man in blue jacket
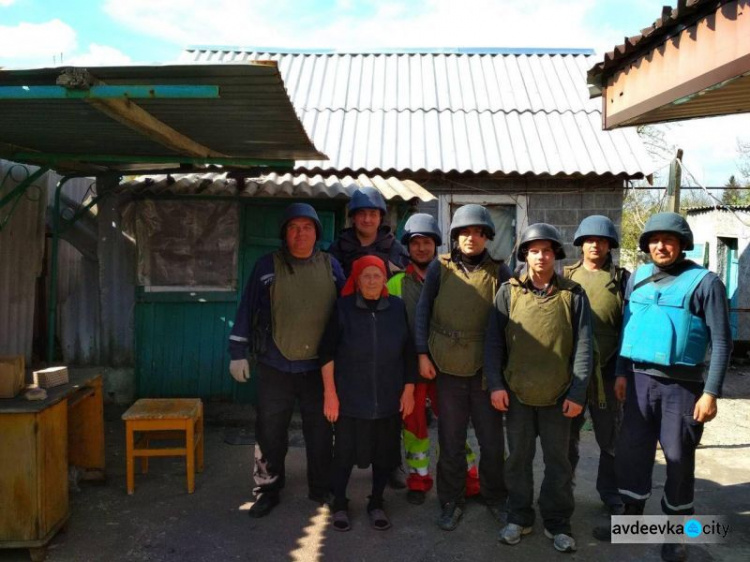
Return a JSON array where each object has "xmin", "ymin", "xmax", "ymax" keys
[
  {"xmin": 228, "ymin": 203, "xmax": 346, "ymax": 518},
  {"xmin": 604, "ymin": 213, "xmax": 732, "ymax": 562}
]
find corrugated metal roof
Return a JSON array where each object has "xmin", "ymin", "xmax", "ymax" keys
[
  {"xmin": 179, "ymin": 48, "xmax": 654, "ymax": 178},
  {"xmin": 588, "ymin": 0, "xmax": 729, "ymax": 88},
  {"xmin": 0, "ymin": 63, "xmax": 326, "ymax": 173},
  {"xmin": 118, "ymin": 172, "xmax": 436, "ymax": 202}
]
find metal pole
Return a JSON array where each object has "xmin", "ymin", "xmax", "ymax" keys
[
  {"xmin": 47, "ymin": 175, "xmax": 76, "ymax": 364},
  {"xmin": 665, "ymin": 148, "xmax": 683, "ymax": 213}
]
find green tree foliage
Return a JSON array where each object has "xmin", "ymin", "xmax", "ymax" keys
[{"xmin": 722, "ymin": 174, "xmax": 750, "ymax": 206}]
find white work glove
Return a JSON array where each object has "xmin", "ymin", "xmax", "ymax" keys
[{"xmin": 229, "ymin": 359, "xmax": 250, "ymax": 383}]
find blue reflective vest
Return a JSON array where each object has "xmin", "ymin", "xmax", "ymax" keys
[{"xmin": 620, "ymin": 263, "xmax": 710, "ymax": 367}]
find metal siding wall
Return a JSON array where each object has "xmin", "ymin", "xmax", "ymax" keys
[
  {"xmin": 50, "ymin": 175, "xmax": 101, "ymax": 365},
  {"xmin": 1, "ymin": 159, "xmax": 109, "ymax": 365},
  {"xmin": 57, "ymin": 239, "xmax": 100, "ymax": 364},
  {"xmin": 0, "ymin": 160, "xmax": 46, "ymax": 361}
]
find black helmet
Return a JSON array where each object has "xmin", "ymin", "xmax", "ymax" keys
[
  {"xmin": 449, "ymin": 204, "xmax": 495, "ymax": 240},
  {"xmin": 279, "ymin": 203, "xmax": 323, "ymax": 240},
  {"xmin": 348, "ymin": 187, "xmax": 387, "ymax": 216},
  {"xmin": 638, "ymin": 212, "xmax": 694, "ymax": 252},
  {"xmin": 573, "ymin": 215, "xmax": 619, "ymax": 249},
  {"xmin": 401, "ymin": 213, "xmax": 442, "ymax": 245},
  {"xmin": 517, "ymin": 223, "xmax": 566, "ymax": 261}
]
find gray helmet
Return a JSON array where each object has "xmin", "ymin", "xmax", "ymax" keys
[
  {"xmin": 517, "ymin": 223, "xmax": 566, "ymax": 261},
  {"xmin": 279, "ymin": 202, "xmax": 323, "ymax": 240},
  {"xmin": 401, "ymin": 213, "xmax": 442, "ymax": 245},
  {"xmin": 348, "ymin": 187, "xmax": 387, "ymax": 216},
  {"xmin": 638, "ymin": 212, "xmax": 694, "ymax": 252},
  {"xmin": 573, "ymin": 215, "xmax": 620, "ymax": 249},
  {"xmin": 449, "ymin": 204, "xmax": 495, "ymax": 240}
]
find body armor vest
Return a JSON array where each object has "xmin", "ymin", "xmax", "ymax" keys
[
  {"xmin": 271, "ymin": 251, "xmax": 337, "ymax": 361},
  {"xmin": 429, "ymin": 254, "xmax": 499, "ymax": 376}
]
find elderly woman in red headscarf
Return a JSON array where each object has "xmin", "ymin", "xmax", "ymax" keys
[{"xmin": 318, "ymin": 255, "xmax": 416, "ymax": 532}]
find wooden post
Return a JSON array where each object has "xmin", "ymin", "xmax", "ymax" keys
[{"xmin": 665, "ymin": 149, "xmax": 683, "ymax": 212}]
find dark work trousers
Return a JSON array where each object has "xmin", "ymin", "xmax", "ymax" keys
[
  {"xmin": 568, "ymin": 360, "xmax": 623, "ymax": 509},
  {"xmin": 436, "ymin": 371, "xmax": 507, "ymax": 507},
  {"xmin": 615, "ymin": 372, "xmax": 704, "ymax": 515},
  {"xmin": 253, "ymin": 363, "xmax": 332, "ymax": 500},
  {"xmin": 505, "ymin": 392, "xmax": 574, "ymax": 535}
]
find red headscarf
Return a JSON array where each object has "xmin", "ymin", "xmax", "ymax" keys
[{"xmin": 341, "ymin": 255, "xmax": 389, "ymax": 297}]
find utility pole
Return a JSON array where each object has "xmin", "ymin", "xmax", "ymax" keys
[{"xmin": 665, "ymin": 148, "xmax": 683, "ymax": 212}]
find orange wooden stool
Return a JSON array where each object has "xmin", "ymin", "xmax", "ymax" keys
[{"xmin": 122, "ymin": 398, "xmax": 204, "ymax": 494}]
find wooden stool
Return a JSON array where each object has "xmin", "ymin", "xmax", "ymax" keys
[{"xmin": 122, "ymin": 398, "xmax": 204, "ymax": 494}]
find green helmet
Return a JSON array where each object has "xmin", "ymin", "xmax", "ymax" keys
[
  {"xmin": 449, "ymin": 204, "xmax": 495, "ymax": 240},
  {"xmin": 638, "ymin": 212, "xmax": 694, "ymax": 252},
  {"xmin": 573, "ymin": 215, "xmax": 619, "ymax": 249},
  {"xmin": 516, "ymin": 223, "xmax": 566, "ymax": 261}
]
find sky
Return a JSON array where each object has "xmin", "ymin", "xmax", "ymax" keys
[{"xmin": 1, "ymin": 0, "xmax": 749, "ymax": 187}]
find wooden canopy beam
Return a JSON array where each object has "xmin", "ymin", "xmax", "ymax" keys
[{"xmin": 600, "ymin": 0, "xmax": 750, "ymax": 129}]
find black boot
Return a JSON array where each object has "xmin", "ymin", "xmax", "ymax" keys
[
  {"xmin": 592, "ymin": 502, "xmax": 644, "ymax": 541},
  {"xmin": 248, "ymin": 494, "xmax": 280, "ymax": 518}
]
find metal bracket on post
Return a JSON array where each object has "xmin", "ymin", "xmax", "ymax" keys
[{"xmin": 0, "ymin": 164, "xmax": 49, "ymax": 232}]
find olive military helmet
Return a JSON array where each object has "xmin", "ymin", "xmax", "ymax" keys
[
  {"xmin": 400, "ymin": 213, "xmax": 442, "ymax": 245},
  {"xmin": 449, "ymin": 204, "xmax": 495, "ymax": 240},
  {"xmin": 516, "ymin": 222, "xmax": 566, "ymax": 261},
  {"xmin": 279, "ymin": 202, "xmax": 323, "ymax": 240},
  {"xmin": 348, "ymin": 187, "xmax": 387, "ymax": 216},
  {"xmin": 573, "ymin": 215, "xmax": 620, "ymax": 249},
  {"xmin": 638, "ymin": 212, "xmax": 694, "ymax": 252}
]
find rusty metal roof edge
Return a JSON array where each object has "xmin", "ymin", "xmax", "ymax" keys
[{"xmin": 588, "ymin": 0, "xmax": 732, "ymax": 85}]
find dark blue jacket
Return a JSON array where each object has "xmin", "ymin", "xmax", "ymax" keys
[
  {"xmin": 327, "ymin": 226, "xmax": 409, "ymax": 278},
  {"xmin": 228, "ymin": 250, "xmax": 346, "ymax": 373},
  {"xmin": 318, "ymin": 294, "xmax": 418, "ymax": 419}
]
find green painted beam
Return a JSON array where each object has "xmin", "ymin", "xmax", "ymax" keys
[
  {"xmin": 0, "ymin": 85, "xmax": 220, "ymax": 100},
  {"xmin": 11, "ymin": 151, "xmax": 295, "ymax": 169}
]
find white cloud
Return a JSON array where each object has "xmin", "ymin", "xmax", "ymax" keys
[
  {"xmin": 0, "ymin": 19, "xmax": 77, "ymax": 65},
  {"xmin": 100, "ymin": 0, "xmax": 750, "ymax": 184},
  {"xmin": 0, "ymin": 0, "xmax": 17, "ymax": 7},
  {"xmin": 66, "ymin": 43, "xmax": 132, "ymax": 66},
  {"xmin": 102, "ymin": 0, "xmax": 616, "ymax": 52}
]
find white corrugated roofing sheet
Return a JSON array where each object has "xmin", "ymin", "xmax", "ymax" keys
[
  {"xmin": 179, "ymin": 49, "xmax": 654, "ymax": 178},
  {"xmin": 119, "ymin": 172, "xmax": 436, "ymax": 202}
]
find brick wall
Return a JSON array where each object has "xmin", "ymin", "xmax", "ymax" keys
[{"xmin": 414, "ymin": 176, "xmax": 625, "ymax": 267}]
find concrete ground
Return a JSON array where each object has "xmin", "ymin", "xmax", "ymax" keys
[{"xmin": 2, "ymin": 370, "xmax": 749, "ymax": 562}]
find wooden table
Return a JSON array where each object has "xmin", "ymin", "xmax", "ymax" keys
[{"xmin": 0, "ymin": 370, "xmax": 105, "ymax": 561}]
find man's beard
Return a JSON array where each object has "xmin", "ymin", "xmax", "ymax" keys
[{"xmin": 412, "ymin": 258, "xmax": 433, "ymax": 269}]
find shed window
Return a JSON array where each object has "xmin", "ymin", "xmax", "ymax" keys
[{"xmin": 134, "ymin": 200, "xmax": 238, "ymax": 290}]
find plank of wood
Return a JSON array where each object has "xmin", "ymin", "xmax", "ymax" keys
[{"xmin": 86, "ymin": 97, "xmax": 228, "ymax": 158}]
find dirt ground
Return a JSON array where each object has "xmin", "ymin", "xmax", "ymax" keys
[{"xmin": 1, "ymin": 368, "xmax": 749, "ymax": 562}]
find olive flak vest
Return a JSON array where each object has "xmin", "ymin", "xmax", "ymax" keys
[
  {"xmin": 563, "ymin": 262, "xmax": 624, "ymax": 365},
  {"xmin": 270, "ymin": 251, "xmax": 337, "ymax": 361},
  {"xmin": 429, "ymin": 255, "xmax": 500, "ymax": 376},
  {"xmin": 504, "ymin": 275, "xmax": 578, "ymax": 407}
]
